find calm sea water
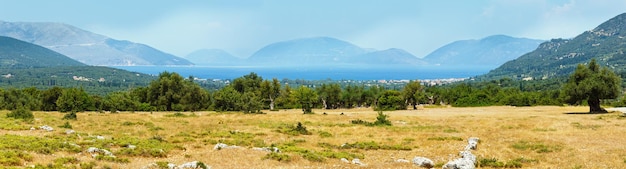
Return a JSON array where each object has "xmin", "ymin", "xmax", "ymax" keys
[{"xmin": 112, "ymin": 66, "xmax": 492, "ymax": 80}]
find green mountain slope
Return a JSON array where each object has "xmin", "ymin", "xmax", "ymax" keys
[
  {"xmin": 0, "ymin": 36, "xmax": 85, "ymax": 68},
  {"xmin": 480, "ymin": 13, "xmax": 626, "ymax": 80}
]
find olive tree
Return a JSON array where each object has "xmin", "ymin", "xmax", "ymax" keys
[{"xmin": 563, "ymin": 59, "xmax": 621, "ymax": 113}]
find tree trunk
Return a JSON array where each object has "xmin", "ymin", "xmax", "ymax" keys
[
  {"xmin": 322, "ymin": 99, "xmax": 327, "ymax": 109},
  {"xmin": 269, "ymin": 97, "xmax": 275, "ymax": 111},
  {"xmin": 587, "ymin": 98, "xmax": 606, "ymax": 113}
]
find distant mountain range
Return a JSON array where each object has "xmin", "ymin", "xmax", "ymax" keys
[
  {"xmin": 0, "ymin": 20, "xmax": 546, "ymax": 69},
  {"xmin": 481, "ymin": 12, "xmax": 626, "ymax": 80},
  {"xmin": 0, "ymin": 21, "xmax": 192, "ymax": 66},
  {"xmin": 184, "ymin": 49, "xmax": 242, "ymax": 66},
  {"xmin": 423, "ymin": 35, "xmax": 544, "ymax": 67},
  {"xmin": 0, "ymin": 36, "xmax": 85, "ymax": 68},
  {"xmin": 239, "ymin": 36, "xmax": 538, "ymax": 67}
]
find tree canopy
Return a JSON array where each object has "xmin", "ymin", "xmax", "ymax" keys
[{"xmin": 563, "ymin": 59, "xmax": 622, "ymax": 113}]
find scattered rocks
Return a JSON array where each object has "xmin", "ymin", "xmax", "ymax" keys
[
  {"xmin": 86, "ymin": 147, "xmax": 114, "ymax": 157},
  {"xmin": 351, "ymin": 158, "xmax": 366, "ymax": 166},
  {"xmin": 213, "ymin": 143, "xmax": 240, "ymax": 150},
  {"xmin": 412, "ymin": 156, "xmax": 434, "ymax": 168},
  {"xmin": 142, "ymin": 161, "xmax": 210, "ymax": 169},
  {"xmin": 340, "ymin": 158, "xmax": 350, "ymax": 163},
  {"xmin": 464, "ymin": 137, "xmax": 479, "ymax": 151},
  {"xmin": 252, "ymin": 147, "xmax": 280, "ymax": 153},
  {"xmin": 443, "ymin": 137, "xmax": 480, "ymax": 169},
  {"xmin": 39, "ymin": 125, "xmax": 53, "ymax": 132}
]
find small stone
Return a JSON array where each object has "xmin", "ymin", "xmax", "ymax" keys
[
  {"xmin": 66, "ymin": 130, "xmax": 75, "ymax": 135},
  {"xmin": 412, "ymin": 156, "xmax": 434, "ymax": 168},
  {"xmin": 340, "ymin": 158, "xmax": 350, "ymax": 163},
  {"xmin": 396, "ymin": 158, "xmax": 410, "ymax": 163}
]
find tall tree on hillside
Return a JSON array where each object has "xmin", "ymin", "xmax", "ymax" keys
[
  {"xmin": 563, "ymin": 59, "xmax": 621, "ymax": 113},
  {"xmin": 293, "ymin": 86, "xmax": 318, "ymax": 114},
  {"xmin": 260, "ymin": 78, "xmax": 281, "ymax": 110},
  {"xmin": 233, "ymin": 72, "xmax": 263, "ymax": 93},
  {"xmin": 402, "ymin": 81, "xmax": 424, "ymax": 110}
]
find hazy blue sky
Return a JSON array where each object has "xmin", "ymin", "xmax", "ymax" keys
[{"xmin": 1, "ymin": 0, "xmax": 625, "ymax": 58}]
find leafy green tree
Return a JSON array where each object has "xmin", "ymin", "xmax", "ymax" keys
[
  {"xmin": 563, "ymin": 59, "xmax": 621, "ymax": 113},
  {"xmin": 41, "ymin": 87, "xmax": 63, "ymax": 111},
  {"xmin": 293, "ymin": 86, "xmax": 318, "ymax": 114},
  {"xmin": 213, "ymin": 86, "xmax": 242, "ymax": 111},
  {"xmin": 233, "ymin": 72, "xmax": 263, "ymax": 93},
  {"xmin": 56, "ymin": 88, "xmax": 92, "ymax": 112},
  {"xmin": 363, "ymin": 86, "xmax": 384, "ymax": 108},
  {"xmin": 180, "ymin": 82, "xmax": 211, "ymax": 111},
  {"xmin": 105, "ymin": 91, "xmax": 139, "ymax": 111},
  {"xmin": 402, "ymin": 81, "xmax": 424, "ymax": 110},
  {"xmin": 147, "ymin": 72, "xmax": 185, "ymax": 111},
  {"xmin": 376, "ymin": 90, "xmax": 405, "ymax": 111},
  {"xmin": 317, "ymin": 84, "xmax": 341, "ymax": 109},
  {"xmin": 239, "ymin": 91, "xmax": 263, "ymax": 113},
  {"xmin": 276, "ymin": 85, "xmax": 296, "ymax": 109},
  {"xmin": 1, "ymin": 88, "xmax": 40, "ymax": 110},
  {"xmin": 260, "ymin": 78, "xmax": 281, "ymax": 110}
]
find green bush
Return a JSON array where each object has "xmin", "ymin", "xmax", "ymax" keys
[
  {"xmin": 62, "ymin": 111, "xmax": 77, "ymax": 120},
  {"xmin": 350, "ymin": 112, "xmax": 391, "ymax": 126},
  {"xmin": 262, "ymin": 152, "xmax": 291, "ymax": 162},
  {"xmin": 94, "ymin": 155, "xmax": 129, "ymax": 163},
  {"xmin": 54, "ymin": 157, "xmax": 79, "ymax": 165},
  {"xmin": 6, "ymin": 107, "xmax": 34, "ymax": 120},
  {"xmin": 59, "ymin": 122, "xmax": 73, "ymax": 129},
  {"xmin": 373, "ymin": 111, "xmax": 391, "ymax": 126}
]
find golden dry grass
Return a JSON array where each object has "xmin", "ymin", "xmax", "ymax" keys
[{"xmin": 2, "ymin": 106, "xmax": 626, "ymax": 168}]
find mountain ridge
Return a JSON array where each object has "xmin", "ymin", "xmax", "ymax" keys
[
  {"xmin": 0, "ymin": 21, "xmax": 193, "ymax": 66},
  {"xmin": 0, "ymin": 36, "xmax": 85, "ymax": 68},
  {"xmin": 423, "ymin": 35, "xmax": 544, "ymax": 68},
  {"xmin": 480, "ymin": 13, "xmax": 626, "ymax": 80}
]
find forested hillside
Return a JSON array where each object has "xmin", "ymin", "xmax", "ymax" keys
[
  {"xmin": 481, "ymin": 13, "xmax": 626, "ymax": 80},
  {"xmin": 0, "ymin": 36, "xmax": 85, "ymax": 68}
]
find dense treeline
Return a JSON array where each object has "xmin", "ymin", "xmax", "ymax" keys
[{"xmin": 1, "ymin": 70, "xmax": 623, "ymax": 114}]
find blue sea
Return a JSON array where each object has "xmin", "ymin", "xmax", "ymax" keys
[{"xmin": 112, "ymin": 65, "xmax": 492, "ymax": 80}]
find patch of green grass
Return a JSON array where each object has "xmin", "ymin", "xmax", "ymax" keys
[
  {"xmin": 59, "ymin": 122, "xmax": 73, "ymax": 129},
  {"xmin": 427, "ymin": 136, "xmax": 463, "ymax": 141},
  {"xmin": 0, "ymin": 150, "xmax": 33, "ymax": 166},
  {"xmin": 571, "ymin": 122, "xmax": 601, "ymax": 130},
  {"xmin": 54, "ymin": 157, "xmax": 79, "ymax": 165},
  {"xmin": 512, "ymin": 141, "xmax": 563, "ymax": 153},
  {"xmin": 332, "ymin": 141, "xmax": 412, "ymax": 151},
  {"xmin": 0, "ymin": 135, "xmax": 82, "ymax": 154},
  {"xmin": 164, "ymin": 112, "xmax": 197, "ymax": 118},
  {"xmin": 94, "ymin": 155, "xmax": 130, "ymax": 163},
  {"xmin": 276, "ymin": 122, "xmax": 312, "ymax": 136},
  {"xmin": 478, "ymin": 157, "xmax": 536, "ymax": 168},
  {"xmin": 318, "ymin": 131, "xmax": 333, "ymax": 138},
  {"xmin": 263, "ymin": 152, "xmax": 291, "ymax": 162},
  {"xmin": 79, "ymin": 161, "xmax": 97, "ymax": 169}
]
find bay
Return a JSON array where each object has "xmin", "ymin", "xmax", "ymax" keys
[{"xmin": 112, "ymin": 65, "xmax": 492, "ymax": 80}]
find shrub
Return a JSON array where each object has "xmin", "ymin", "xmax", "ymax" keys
[
  {"xmin": 54, "ymin": 157, "xmax": 79, "ymax": 165},
  {"xmin": 94, "ymin": 155, "xmax": 129, "ymax": 163},
  {"xmin": 373, "ymin": 111, "xmax": 391, "ymax": 126},
  {"xmin": 293, "ymin": 122, "xmax": 311, "ymax": 135},
  {"xmin": 62, "ymin": 111, "xmax": 77, "ymax": 120},
  {"xmin": 263, "ymin": 152, "xmax": 291, "ymax": 162},
  {"xmin": 350, "ymin": 111, "xmax": 392, "ymax": 126},
  {"xmin": 6, "ymin": 107, "xmax": 34, "ymax": 120},
  {"xmin": 318, "ymin": 131, "xmax": 333, "ymax": 138},
  {"xmin": 59, "ymin": 122, "xmax": 73, "ymax": 129}
]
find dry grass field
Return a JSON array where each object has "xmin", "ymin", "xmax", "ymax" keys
[{"xmin": 1, "ymin": 106, "xmax": 625, "ymax": 168}]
